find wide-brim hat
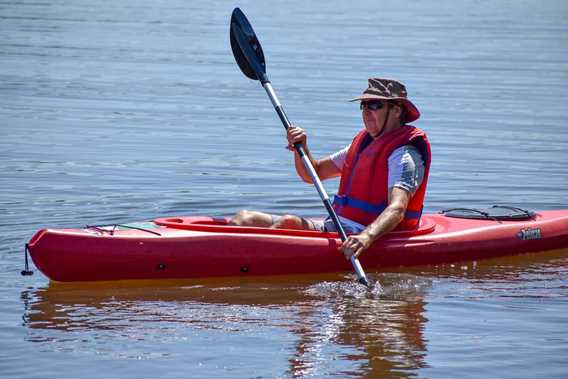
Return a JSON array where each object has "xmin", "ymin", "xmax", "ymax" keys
[{"xmin": 350, "ymin": 77, "xmax": 420, "ymax": 123}]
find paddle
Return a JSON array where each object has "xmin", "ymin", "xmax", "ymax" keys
[{"xmin": 230, "ymin": 7, "xmax": 370, "ymax": 287}]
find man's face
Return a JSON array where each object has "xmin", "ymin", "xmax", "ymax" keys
[{"xmin": 361, "ymin": 100, "xmax": 390, "ymax": 138}]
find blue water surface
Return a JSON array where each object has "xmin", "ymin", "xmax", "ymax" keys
[{"xmin": 1, "ymin": 1, "xmax": 567, "ymax": 378}]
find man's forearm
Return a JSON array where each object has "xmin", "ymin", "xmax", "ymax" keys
[
  {"xmin": 293, "ymin": 148, "xmax": 317, "ymax": 183},
  {"xmin": 362, "ymin": 205, "xmax": 405, "ymax": 243}
]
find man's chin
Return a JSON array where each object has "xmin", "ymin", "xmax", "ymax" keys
[{"xmin": 365, "ymin": 127, "xmax": 382, "ymax": 138}]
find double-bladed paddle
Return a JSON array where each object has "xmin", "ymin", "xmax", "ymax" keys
[{"xmin": 229, "ymin": 7, "xmax": 370, "ymax": 287}]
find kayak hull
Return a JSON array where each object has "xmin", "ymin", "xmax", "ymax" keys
[{"xmin": 27, "ymin": 210, "xmax": 568, "ymax": 282}]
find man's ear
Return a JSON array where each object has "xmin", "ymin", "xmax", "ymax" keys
[{"xmin": 392, "ymin": 103, "xmax": 403, "ymax": 118}]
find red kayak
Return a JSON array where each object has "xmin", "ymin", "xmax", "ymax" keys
[{"xmin": 26, "ymin": 207, "xmax": 568, "ymax": 282}]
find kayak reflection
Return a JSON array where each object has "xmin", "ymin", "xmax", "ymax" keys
[
  {"xmin": 22, "ymin": 273, "xmax": 431, "ymax": 377},
  {"xmin": 21, "ymin": 248, "xmax": 567, "ymax": 377}
]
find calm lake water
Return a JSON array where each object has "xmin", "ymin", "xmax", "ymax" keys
[{"xmin": 2, "ymin": 0, "xmax": 568, "ymax": 378}]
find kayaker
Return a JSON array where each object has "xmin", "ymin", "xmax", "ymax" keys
[{"xmin": 229, "ymin": 78, "xmax": 431, "ymax": 259}]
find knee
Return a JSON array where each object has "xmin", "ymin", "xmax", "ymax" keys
[
  {"xmin": 273, "ymin": 214, "xmax": 302, "ymax": 229},
  {"xmin": 229, "ymin": 210, "xmax": 256, "ymax": 226}
]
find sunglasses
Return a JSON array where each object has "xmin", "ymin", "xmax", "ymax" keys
[{"xmin": 360, "ymin": 100, "xmax": 387, "ymax": 111}]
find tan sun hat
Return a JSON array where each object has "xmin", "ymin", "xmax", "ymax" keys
[{"xmin": 350, "ymin": 77, "xmax": 420, "ymax": 123}]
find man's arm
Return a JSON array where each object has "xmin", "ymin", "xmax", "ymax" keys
[
  {"xmin": 340, "ymin": 187, "xmax": 412, "ymax": 259},
  {"xmin": 293, "ymin": 154, "xmax": 341, "ymax": 183}
]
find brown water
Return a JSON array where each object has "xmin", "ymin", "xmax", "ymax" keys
[{"xmin": 2, "ymin": 0, "xmax": 568, "ymax": 378}]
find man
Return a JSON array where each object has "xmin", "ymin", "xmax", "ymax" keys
[{"xmin": 229, "ymin": 78, "xmax": 431, "ymax": 260}]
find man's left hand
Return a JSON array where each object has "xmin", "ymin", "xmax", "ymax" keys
[{"xmin": 340, "ymin": 233, "xmax": 373, "ymax": 260}]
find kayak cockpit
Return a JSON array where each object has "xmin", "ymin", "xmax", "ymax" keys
[{"xmin": 153, "ymin": 215, "xmax": 437, "ymax": 237}]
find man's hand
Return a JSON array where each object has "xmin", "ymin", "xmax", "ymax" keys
[
  {"xmin": 340, "ymin": 232, "xmax": 374, "ymax": 260},
  {"xmin": 286, "ymin": 125, "xmax": 308, "ymax": 151},
  {"xmin": 339, "ymin": 187, "xmax": 413, "ymax": 260}
]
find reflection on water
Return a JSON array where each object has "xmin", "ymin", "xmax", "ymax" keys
[
  {"xmin": 22, "ymin": 274, "xmax": 431, "ymax": 377},
  {"xmin": 297, "ymin": 276, "xmax": 431, "ymax": 377},
  {"xmin": 18, "ymin": 250, "xmax": 568, "ymax": 377}
]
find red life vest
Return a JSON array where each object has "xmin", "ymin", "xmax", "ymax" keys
[{"xmin": 332, "ymin": 125, "xmax": 431, "ymax": 230}]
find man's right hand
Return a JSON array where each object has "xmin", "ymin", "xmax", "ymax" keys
[{"xmin": 286, "ymin": 125, "xmax": 308, "ymax": 151}]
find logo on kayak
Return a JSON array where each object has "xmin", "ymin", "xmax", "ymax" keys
[{"xmin": 517, "ymin": 228, "xmax": 541, "ymax": 240}]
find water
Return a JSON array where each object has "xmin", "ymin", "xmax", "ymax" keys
[{"xmin": 1, "ymin": 0, "xmax": 568, "ymax": 377}]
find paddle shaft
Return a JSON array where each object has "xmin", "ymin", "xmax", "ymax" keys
[
  {"xmin": 262, "ymin": 82, "xmax": 369, "ymax": 285},
  {"xmin": 230, "ymin": 8, "xmax": 369, "ymax": 286}
]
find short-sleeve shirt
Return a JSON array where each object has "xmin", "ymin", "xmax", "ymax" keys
[{"xmin": 330, "ymin": 144, "xmax": 425, "ymax": 195}]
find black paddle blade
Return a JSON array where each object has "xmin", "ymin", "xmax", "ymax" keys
[{"xmin": 230, "ymin": 8, "xmax": 267, "ymax": 82}]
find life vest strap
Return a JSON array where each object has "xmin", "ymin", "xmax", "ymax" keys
[
  {"xmin": 404, "ymin": 208, "xmax": 422, "ymax": 220},
  {"xmin": 333, "ymin": 195, "xmax": 387, "ymax": 215},
  {"xmin": 333, "ymin": 195, "xmax": 422, "ymax": 220}
]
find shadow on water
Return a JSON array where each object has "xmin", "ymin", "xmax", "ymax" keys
[{"xmin": 21, "ymin": 273, "xmax": 432, "ymax": 377}]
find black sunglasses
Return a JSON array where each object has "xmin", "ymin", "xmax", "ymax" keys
[{"xmin": 360, "ymin": 100, "xmax": 386, "ymax": 111}]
